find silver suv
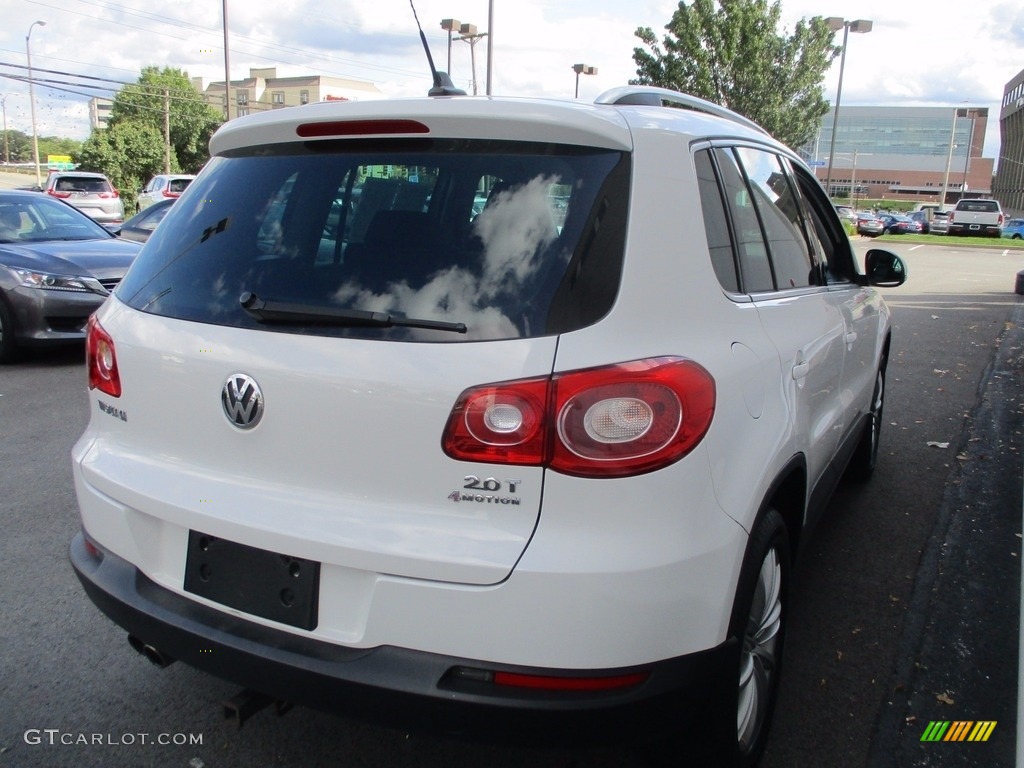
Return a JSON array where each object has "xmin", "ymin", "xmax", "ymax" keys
[
  {"xmin": 45, "ymin": 171, "xmax": 124, "ymax": 224},
  {"xmin": 71, "ymin": 86, "xmax": 905, "ymax": 764}
]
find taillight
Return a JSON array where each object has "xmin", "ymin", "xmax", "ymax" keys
[
  {"xmin": 98, "ymin": 190, "xmax": 120, "ymax": 199},
  {"xmin": 162, "ymin": 189, "xmax": 180, "ymax": 198},
  {"xmin": 442, "ymin": 357, "xmax": 715, "ymax": 478},
  {"xmin": 47, "ymin": 189, "xmax": 71, "ymax": 199},
  {"xmin": 86, "ymin": 315, "xmax": 121, "ymax": 397}
]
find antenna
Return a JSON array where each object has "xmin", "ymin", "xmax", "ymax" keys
[{"xmin": 409, "ymin": 0, "xmax": 467, "ymax": 97}]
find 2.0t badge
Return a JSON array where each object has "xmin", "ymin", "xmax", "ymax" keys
[{"xmin": 222, "ymin": 373, "xmax": 264, "ymax": 429}]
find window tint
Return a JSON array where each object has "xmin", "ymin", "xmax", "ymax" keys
[
  {"xmin": 118, "ymin": 140, "xmax": 629, "ymax": 342},
  {"xmin": 713, "ymin": 149, "xmax": 774, "ymax": 293},
  {"xmin": 734, "ymin": 147, "xmax": 814, "ymax": 290},
  {"xmin": 53, "ymin": 176, "xmax": 112, "ymax": 194},
  {"xmin": 790, "ymin": 163, "xmax": 855, "ymax": 284},
  {"xmin": 694, "ymin": 150, "xmax": 739, "ymax": 292},
  {"xmin": 956, "ymin": 200, "xmax": 999, "ymax": 212}
]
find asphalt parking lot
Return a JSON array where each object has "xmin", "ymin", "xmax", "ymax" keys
[{"xmin": 0, "ymin": 236, "xmax": 1020, "ymax": 767}]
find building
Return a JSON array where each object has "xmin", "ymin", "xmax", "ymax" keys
[
  {"xmin": 89, "ymin": 97, "xmax": 113, "ymax": 130},
  {"xmin": 193, "ymin": 67, "xmax": 384, "ymax": 119},
  {"xmin": 992, "ymin": 68, "xmax": 1024, "ymax": 216},
  {"xmin": 801, "ymin": 106, "xmax": 994, "ymax": 206}
]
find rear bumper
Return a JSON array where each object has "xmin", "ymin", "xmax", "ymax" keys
[
  {"xmin": 70, "ymin": 530, "xmax": 736, "ymax": 744},
  {"xmin": 947, "ymin": 223, "xmax": 1002, "ymax": 236}
]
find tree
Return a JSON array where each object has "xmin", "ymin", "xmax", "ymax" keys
[
  {"xmin": 632, "ymin": 0, "xmax": 839, "ymax": 150},
  {"xmin": 109, "ymin": 66, "xmax": 222, "ymax": 174},
  {"xmin": 77, "ymin": 121, "xmax": 166, "ymax": 209},
  {"xmin": 1, "ymin": 129, "xmax": 32, "ymax": 164}
]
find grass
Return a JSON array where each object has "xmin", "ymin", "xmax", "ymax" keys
[{"xmin": 856, "ymin": 232, "xmax": 1024, "ymax": 249}]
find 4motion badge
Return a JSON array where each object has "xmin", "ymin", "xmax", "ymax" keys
[{"xmin": 448, "ymin": 476, "xmax": 522, "ymax": 505}]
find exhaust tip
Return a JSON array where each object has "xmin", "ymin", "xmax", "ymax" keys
[{"xmin": 128, "ymin": 635, "xmax": 176, "ymax": 668}]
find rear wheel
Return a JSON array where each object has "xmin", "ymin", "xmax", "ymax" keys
[
  {"xmin": 732, "ymin": 508, "xmax": 789, "ymax": 766},
  {"xmin": 846, "ymin": 360, "xmax": 886, "ymax": 482},
  {"xmin": 643, "ymin": 508, "xmax": 789, "ymax": 768}
]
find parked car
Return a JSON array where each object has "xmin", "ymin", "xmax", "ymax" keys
[
  {"xmin": 928, "ymin": 210, "xmax": 950, "ymax": 235},
  {"xmin": 855, "ymin": 211, "xmax": 885, "ymax": 237},
  {"xmin": 69, "ymin": 85, "xmax": 905, "ymax": 764},
  {"xmin": 835, "ymin": 204, "xmax": 855, "ymax": 222},
  {"xmin": 0, "ymin": 190, "xmax": 141, "ymax": 362},
  {"xmin": 44, "ymin": 171, "xmax": 124, "ymax": 225},
  {"xmin": 879, "ymin": 213, "xmax": 922, "ymax": 234},
  {"xmin": 908, "ymin": 210, "xmax": 934, "ymax": 234},
  {"xmin": 946, "ymin": 198, "xmax": 1004, "ymax": 237},
  {"xmin": 135, "ymin": 174, "xmax": 196, "ymax": 212},
  {"xmin": 1001, "ymin": 218, "xmax": 1024, "ymax": 240},
  {"xmin": 114, "ymin": 198, "xmax": 175, "ymax": 243}
]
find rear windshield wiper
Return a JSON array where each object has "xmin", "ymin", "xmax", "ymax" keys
[{"xmin": 239, "ymin": 292, "xmax": 467, "ymax": 334}]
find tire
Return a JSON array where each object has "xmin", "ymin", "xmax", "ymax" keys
[
  {"xmin": 0, "ymin": 298, "xmax": 22, "ymax": 364},
  {"xmin": 640, "ymin": 509, "xmax": 789, "ymax": 768},
  {"xmin": 730, "ymin": 508, "xmax": 789, "ymax": 767},
  {"xmin": 845, "ymin": 360, "xmax": 886, "ymax": 482}
]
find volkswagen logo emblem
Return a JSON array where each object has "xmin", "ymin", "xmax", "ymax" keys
[{"xmin": 222, "ymin": 373, "xmax": 264, "ymax": 430}]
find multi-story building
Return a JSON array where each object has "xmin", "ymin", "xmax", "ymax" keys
[
  {"xmin": 801, "ymin": 105, "xmax": 994, "ymax": 207},
  {"xmin": 193, "ymin": 67, "xmax": 383, "ymax": 119},
  {"xmin": 993, "ymin": 69, "xmax": 1024, "ymax": 216},
  {"xmin": 89, "ymin": 97, "xmax": 113, "ymax": 130}
]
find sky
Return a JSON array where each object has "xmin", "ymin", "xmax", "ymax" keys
[{"xmin": 1, "ymin": 0, "xmax": 1022, "ymax": 166}]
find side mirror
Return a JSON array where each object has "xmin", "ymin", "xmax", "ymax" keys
[{"xmin": 864, "ymin": 249, "xmax": 907, "ymax": 288}]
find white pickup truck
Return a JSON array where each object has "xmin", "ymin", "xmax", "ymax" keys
[{"xmin": 946, "ymin": 198, "xmax": 1005, "ymax": 237}]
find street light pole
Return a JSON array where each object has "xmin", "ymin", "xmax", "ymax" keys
[
  {"xmin": 960, "ymin": 110, "xmax": 976, "ymax": 200},
  {"xmin": 440, "ymin": 19, "xmax": 461, "ymax": 74},
  {"xmin": 823, "ymin": 17, "xmax": 872, "ymax": 199},
  {"xmin": 26, "ymin": 20, "xmax": 46, "ymax": 189},
  {"xmin": 572, "ymin": 64, "xmax": 597, "ymax": 99},
  {"xmin": 940, "ymin": 108, "xmax": 962, "ymax": 208}
]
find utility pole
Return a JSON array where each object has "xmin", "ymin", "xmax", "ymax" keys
[
  {"xmin": 222, "ymin": 0, "xmax": 231, "ymax": 120},
  {"xmin": 0, "ymin": 93, "xmax": 16, "ymax": 166},
  {"xmin": 456, "ymin": 24, "xmax": 487, "ymax": 96},
  {"xmin": 163, "ymin": 89, "xmax": 171, "ymax": 174}
]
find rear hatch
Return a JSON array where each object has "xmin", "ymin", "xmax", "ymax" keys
[{"xmin": 89, "ymin": 106, "xmax": 632, "ymax": 585}]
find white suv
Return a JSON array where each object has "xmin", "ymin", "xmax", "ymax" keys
[
  {"xmin": 135, "ymin": 174, "xmax": 196, "ymax": 212},
  {"xmin": 70, "ymin": 86, "xmax": 905, "ymax": 764}
]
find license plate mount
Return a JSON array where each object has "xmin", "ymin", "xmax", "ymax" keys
[{"xmin": 184, "ymin": 531, "xmax": 320, "ymax": 630}]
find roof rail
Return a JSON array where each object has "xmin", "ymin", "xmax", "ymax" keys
[{"xmin": 594, "ymin": 86, "xmax": 768, "ymax": 136}]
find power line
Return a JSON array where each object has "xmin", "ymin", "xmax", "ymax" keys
[{"xmin": 24, "ymin": 0, "xmax": 428, "ymax": 84}]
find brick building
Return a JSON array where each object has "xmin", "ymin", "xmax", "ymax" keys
[
  {"xmin": 800, "ymin": 105, "xmax": 994, "ymax": 207},
  {"xmin": 992, "ymin": 68, "xmax": 1024, "ymax": 216}
]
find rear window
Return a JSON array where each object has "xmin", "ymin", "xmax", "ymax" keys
[
  {"xmin": 168, "ymin": 178, "xmax": 192, "ymax": 194},
  {"xmin": 53, "ymin": 176, "xmax": 112, "ymax": 194},
  {"xmin": 118, "ymin": 139, "xmax": 629, "ymax": 342},
  {"xmin": 955, "ymin": 200, "xmax": 1000, "ymax": 213}
]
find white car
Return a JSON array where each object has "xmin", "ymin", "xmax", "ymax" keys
[
  {"xmin": 70, "ymin": 86, "xmax": 905, "ymax": 764},
  {"xmin": 135, "ymin": 174, "xmax": 195, "ymax": 212}
]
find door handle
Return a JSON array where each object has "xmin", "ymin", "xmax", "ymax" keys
[{"xmin": 792, "ymin": 352, "xmax": 809, "ymax": 381}]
